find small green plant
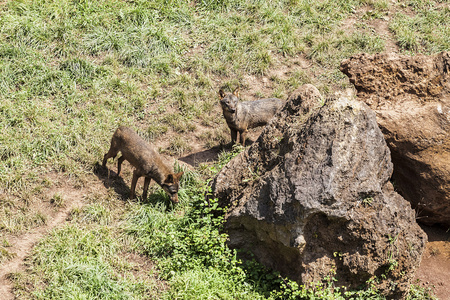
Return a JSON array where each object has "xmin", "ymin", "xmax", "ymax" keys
[
  {"xmin": 407, "ymin": 280, "xmax": 438, "ymax": 300},
  {"xmin": 333, "ymin": 251, "xmax": 343, "ymax": 260},
  {"xmin": 242, "ymin": 166, "xmax": 261, "ymax": 183},
  {"xmin": 319, "ymin": 97, "xmax": 327, "ymax": 107},
  {"xmin": 363, "ymin": 196, "xmax": 374, "ymax": 207},
  {"xmin": 386, "ymin": 233, "xmax": 400, "ymax": 272}
]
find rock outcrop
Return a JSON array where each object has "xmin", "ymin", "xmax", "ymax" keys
[
  {"xmin": 210, "ymin": 84, "xmax": 427, "ymax": 298},
  {"xmin": 340, "ymin": 52, "xmax": 450, "ymax": 226}
]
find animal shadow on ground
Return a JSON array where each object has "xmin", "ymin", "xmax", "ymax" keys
[
  {"xmin": 93, "ymin": 162, "xmax": 130, "ymax": 200},
  {"xmin": 179, "ymin": 139, "xmax": 257, "ymax": 167},
  {"xmin": 93, "ymin": 162, "xmax": 177, "ymax": 209},
  {"xmin": 179, "ymin": 145, "xmax": 224, "ymax": 167},
  {"xmin": 240, "ymin": 137, "xmax": 256, "ymax": 147}
]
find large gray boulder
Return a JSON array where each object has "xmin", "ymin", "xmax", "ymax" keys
[
  {"xmin": 210, "ymin": 84, "xmax": 426, "ymax": 298},
  {"xmin": 340, "ymin": 52, "xmax": 450, "ymax": 226}
]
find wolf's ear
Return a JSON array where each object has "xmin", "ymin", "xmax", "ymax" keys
[
  {"xmin": 219, "ymin": 89, "xmax": 225, "ymax": 99},
  {"xmin": 232, "ymin": 87, "xmax": 240, "ymax": 97},
  {"xmin": 175, "ymin": 171, "xmax": 184, "ymax": 180},
  {"xmin": 166, "ymin": 174, "xmax": 174, "ymax": 183}
]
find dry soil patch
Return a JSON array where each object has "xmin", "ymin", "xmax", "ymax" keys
[{"xmin": 414, "ymin": 224, "xmax": 450, "ymax": 300}]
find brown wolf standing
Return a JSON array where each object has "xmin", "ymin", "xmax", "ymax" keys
[
  {"xmin": 219, "ymin": 88, "xmax": 285, "ymax": 145},
  {"xmin": 102, "ymin": 126, "xmax": 183, "ymax": 203}
]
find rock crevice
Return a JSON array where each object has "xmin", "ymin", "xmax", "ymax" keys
[{"xmin": 341, "ymin": 52, "xmax": 450, "ymax": 226}]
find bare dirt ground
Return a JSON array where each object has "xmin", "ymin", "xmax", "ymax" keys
[{"xmin": 414, "ymin": 225, "xmax": 450, "ymax": 300}]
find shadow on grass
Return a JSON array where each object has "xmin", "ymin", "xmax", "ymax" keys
[
  {"xmin": 93, "ymin": 162, "xmax": 131, "ymax": 201},
  {"xmin": 178, "ymin": 141, "xmax": 254, "ymax": 167},
  {"xmin": 93, "ymin": 162, "xmax": 177, "ymax": 209},
  {"xmin": 179, "ymin": 145, "xmax": 223, "ymax": 167}
]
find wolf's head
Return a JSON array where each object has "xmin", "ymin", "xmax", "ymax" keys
[
  {"xmin": 219, "ymin": 88, "xmax": 240, "ymax": 113},
  {"xmin": 162, "ymin": 171, "xmax": 184, "ymax": 203}
]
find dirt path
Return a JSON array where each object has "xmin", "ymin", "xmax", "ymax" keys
[{"xmin": 0, "ymin": 187, "xmax": 85, "ymax": 299}]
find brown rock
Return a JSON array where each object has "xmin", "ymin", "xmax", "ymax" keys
[
  {"xmin": 286, "ymin": 83, "xmax": 323, "ymax": 115},
  {"xmin": 210, "ymin": 85, "xmax": 427, "ymax": 298},
  {"xmin": 340, "ymin": 52, "xmax": 450, "ymax": 226}
]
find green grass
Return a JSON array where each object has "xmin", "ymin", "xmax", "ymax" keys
[
  {"xmin": 0, "ymin": 0, "xmax": 447, "ymax": 298},
  {"xmin": 28, "ymin": 226, "xmax": 147, "ymax": 299},
  {"xmin": 12, "ymin": 160, "xmax": 437, "ymax": 299},
  {"xmin": 4, "ymin": 0, "xmax": 446, "ymax": 197},
  {"xmin": 390, "ymin": 1, "xmax": 449, "ymax": 53}
]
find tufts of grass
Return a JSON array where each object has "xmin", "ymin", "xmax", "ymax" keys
[
  {"xmin": 147, "ymin": 123, "xmax": 169, "ymax": 141},
  {"xmin": 360, "ymin": 0, "xmax": 390, "ymax": 20},
  {"xmin": 390, "ymin": 2, "xmax": 449, "ymax": 53},
  {"xmin": 10, "ymin": 151, "xmax": 437, "ymax": 299},
  {"xmin": 50, "ymin": 193, "xmax": 65, "ymax": 207},
  {"xmin": 200, "ymin": 129, "xmax": 229, "ymax": 149},
  {"xmin": 60, "ymin": 57, "xmax": 109, "ymax": 87},
  {"xmin": 0, "ymin": 201, "xmax": 47, "ymax": 234},
  {"xmin": 0, "ymin": 238, "xmax": 15, "ymax": 264},
  {"xmin": 24, "ymin": 225, "xmax": 152, "ymax": 299},
  {"xmin": 75, "ymin": 203, "xmax": 111, "ymax": 225},
  {"xmin": 166, "ymin": 136, "xmax": 192, "ymax": 156},
  {"xmin": 308, "ymin": 30, "xmax": 385, "ymax": 67},
  {"xmin": 162, "ymin": 267, "xmax": 264, "ymax": 300}
]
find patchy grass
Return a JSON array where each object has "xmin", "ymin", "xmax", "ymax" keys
[
  {"xmin": 390, "ymin": 1, "xmax": 449, "ymax": 53},
  {"xmin": 0, "ymin": 0, "xmax": 447, "ymax": 298},
  {"xmin": 16, "ymin": 225, "xmax": 157, "ymax": 299},
  {"xmin": 2, "ymin": 0, "xmax": 447, "ymax": 200},
  {"xmin": 12, "ymin": 158, "xmax": 437, "ymax": 299}
]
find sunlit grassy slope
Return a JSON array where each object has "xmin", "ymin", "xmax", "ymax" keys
[
  {"xmin": 1, "ymin": 0, "xmax": 448, "ymax": 193},
  {"xmin": 0, "ymin": 0, "xmax": 447, "ymax": 298}
]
